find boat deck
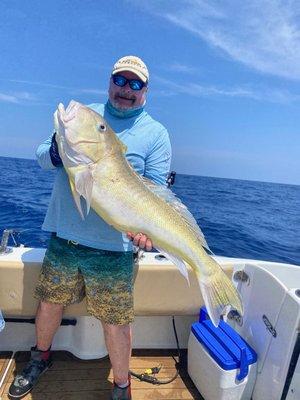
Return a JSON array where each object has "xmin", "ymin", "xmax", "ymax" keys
[{"xmin": 0, "ymin": 350, "xmax": 203, "ymax": 399}]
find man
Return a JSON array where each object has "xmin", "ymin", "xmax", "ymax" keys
[{"xmin": 8, "ymin": 56, "xmax": 171, "ymax": 400}]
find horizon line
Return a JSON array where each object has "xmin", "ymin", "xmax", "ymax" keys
[{"xmin": 0, "ymin": 154, "xmax": 298, "ymax": 187}]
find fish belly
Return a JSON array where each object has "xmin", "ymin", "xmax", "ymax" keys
[{"xmin": 90, "ymin": 163, "xmax": 201, "ymax": 269}]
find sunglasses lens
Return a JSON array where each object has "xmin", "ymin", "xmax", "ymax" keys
[
  {"xmin": 112, "ymin": 75, "xmax": 145, "ymax": 90},
  {"xmin": 129, "ymin": 80, "xmax": 144, "ymax": 90},
  {"xmin": 113, "ymin": 75, "xmax": 127, "ymax": 87}
]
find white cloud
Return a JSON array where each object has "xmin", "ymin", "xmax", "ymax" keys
[
  {"xmin": 7, "ymin": 79, "xmax": 72, "ymax": 90},
  {"xmin": 167, "ymin": 63, "xmax": 198, "ymax": 74},
  {"xmin": 0, "ymin": 93, "xmax": 19, "ymax": 103},
  {"xmin": 0, "ymin": 91, "xmax": 37, "ymax": 104},
  {"xmin": 1, "ymin": 79, "xmax": 107, "ymax": 103},
  {"xmin": 75, "ymin": 88, "xmax": 107, "ymax": 95},
  {"xmin": 132, "ymin": 0, "xmax": 300, "ymax": 80},
  {"xmin": 154, "ymin": 76, "xmax": 300, "ymax": 103}
]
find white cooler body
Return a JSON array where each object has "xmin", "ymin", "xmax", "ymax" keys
[{"xmin": 188, "ymin": 331, "xmax": 257, "ymax": 400}]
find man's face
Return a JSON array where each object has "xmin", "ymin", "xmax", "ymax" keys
[{"xmin": 108, "ymin": 70, "xmax": 148, "ymax": 110}]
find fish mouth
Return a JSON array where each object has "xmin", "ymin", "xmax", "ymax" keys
[
  {"xmin": 60, "ymin": 127, "xmax": 99, "ymax": 148},
  {"xmin": 65, "ymin": 136, "xmax": 100, "ymax": 147}
]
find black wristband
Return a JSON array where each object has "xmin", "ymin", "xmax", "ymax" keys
[{"xmin": 49, "ymin": 133, "xmax": 63, "ymax": 167}]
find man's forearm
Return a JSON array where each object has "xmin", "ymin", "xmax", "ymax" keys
[{"xmin": 36, "ymin": 134, "xmax": 61, "ymax": 170}]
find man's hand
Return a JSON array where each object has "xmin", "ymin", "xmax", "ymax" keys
[{"xmin": 127, "ymin": 232, "xmax": 153, "ymax": 251}]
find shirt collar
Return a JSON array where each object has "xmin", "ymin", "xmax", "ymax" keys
[{"xmin": 105, "ymin": 99, "xmax": 145, "ymax": 119}]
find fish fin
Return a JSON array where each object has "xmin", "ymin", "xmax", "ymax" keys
[
  {"xmin": 64, "ymin": 100, "xmax": 80, "ymax": 122},
  {"xmin": 136, "ymin": 174, "xmax": 211, "ymax": 252},
  {"xmin": 53, "ymin": 110, "xmax": 59, "ymax": 132},
  {"xmin": 155, "ymin": 246, "xmax": 190, "ymax": 286},
  {"xmin": 74, "ymin": 167, "xmax": 94, "ymax": 215},
  {"xmin": 69, "ymin": 179, "xmax": 85, "ymax": 220},
  {"xmin": 198, "ymin": 268, "xmax": 243, "ymax": 327},
  {"xmin": 57, "ymin": 103, "xmax": 67, "ymax": 125}
]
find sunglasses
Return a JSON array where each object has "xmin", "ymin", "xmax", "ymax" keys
[{"xmin": 112, "ymin": 74, "xmax": 146, "ymax": 91}]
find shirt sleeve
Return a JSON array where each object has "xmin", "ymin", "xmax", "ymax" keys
[
  {"xmin": 36, "ymin": 134, "xmax": 57, "ymax": 170},
  {"xmin": 144, "ymin": 128, "xmax": 172, "ymax": 185},
  {"xmin": 86, "ymin": 103, "xmax": 104, "ymax": 116}
]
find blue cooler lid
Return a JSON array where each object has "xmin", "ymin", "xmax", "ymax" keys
[{"xmin": 191, "ymin": 307, "xmax": 257, "ymax": 381}]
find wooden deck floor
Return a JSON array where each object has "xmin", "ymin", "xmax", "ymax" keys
[{"xmin": 0, "ymin": 350, "xmax": 203, "ymax": 399}]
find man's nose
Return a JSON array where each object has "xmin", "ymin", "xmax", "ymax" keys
[
  {"xmin": 123, "ymin": 82, "xmax": 132, "ymax": 90},
  {"xmin": 121, "ymin": 84, "xmax": 133, "ymax": 93}
]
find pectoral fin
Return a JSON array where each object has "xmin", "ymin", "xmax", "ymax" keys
[
  {"xmin": 68, "ymin": 165, "xmax": 94, "ymax": 219},
  {"xmin": 74, "ymin": 167, "xmax": 94, "ymax": 215},
  {"xmin": 69, "ymin": 179, "xmax": 85, "ymax": 220}
]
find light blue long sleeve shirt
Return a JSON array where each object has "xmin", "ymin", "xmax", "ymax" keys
[{"xmin": 36, "ymin": 102, "xmax": 172, "ymax": 251}]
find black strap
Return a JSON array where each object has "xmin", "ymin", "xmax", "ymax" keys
[{"xmin": 49, "ymin": 132, "xmax": 63, "ymax": 167}]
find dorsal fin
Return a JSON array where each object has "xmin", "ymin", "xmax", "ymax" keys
[{"xmin": 132, "ymin": 170, "xmax": 211, "ymax": 252}]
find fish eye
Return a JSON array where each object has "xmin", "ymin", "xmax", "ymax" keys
[{"xmin": 98, "ymin": 124, "xmax": 107, "ymax": 132}]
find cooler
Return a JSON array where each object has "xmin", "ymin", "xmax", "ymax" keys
[{"xmin": 188, "ymin": 307, "xmax": 257, "ymax": 400}]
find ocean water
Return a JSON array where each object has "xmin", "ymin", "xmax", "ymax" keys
[{"xmin": 0, "ymin": 156, "xmax": 299, "ymax": 266}]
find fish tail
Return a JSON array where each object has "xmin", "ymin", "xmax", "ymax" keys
[{"xmin": 198, "ymin": 263, "xmax": 243, "ymax": 327}]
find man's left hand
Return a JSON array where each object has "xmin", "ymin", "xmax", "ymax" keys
[{"xmin": 127, "ymin": 232, "xmax": 153, "ymax": 251}]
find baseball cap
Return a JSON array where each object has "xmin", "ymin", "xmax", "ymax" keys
[{"xmin": 112, "ymin": 56, "xmax": 149, "ymax": 83}]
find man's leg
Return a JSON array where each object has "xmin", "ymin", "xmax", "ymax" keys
[
  {"xmin": 81, "ymin": 247, "xmax": 134, "ymax": 398},
  {"xmin": 9, "ymin": 235, "xmax": 85, "ymax": 398},
  {"xmin": 35, "ymin": 301, "xmax": 64, "ymax": 350},
  {"xmin": 8, "ymin": 302, "xmax": 63, "ymax": 399},
  {"xmin": 102, "ymin": 322, "xmax": 132, "ymax": 386}
]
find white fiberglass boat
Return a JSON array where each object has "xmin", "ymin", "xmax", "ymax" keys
[{"xmin": 0, "ymin": 239, "xmax": 299, "ymax": 399}]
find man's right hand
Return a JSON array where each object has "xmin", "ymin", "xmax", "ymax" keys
[{"xmin": 126, "ymin": 232, "xmax": 153, "ymax": 251}]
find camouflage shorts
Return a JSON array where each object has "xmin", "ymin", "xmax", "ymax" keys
[{"xmin": 35, "ymin": 234, "xmax": 135, "ymax": 325}]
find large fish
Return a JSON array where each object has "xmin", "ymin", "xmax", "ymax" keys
[{"xmin": 54, "ymin": 100, "xmax": 242, "ymax": 326}]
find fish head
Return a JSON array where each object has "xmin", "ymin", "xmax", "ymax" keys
[{"xmin": 55, "ymin": 100, "xmax": 123, "ymax": 167}]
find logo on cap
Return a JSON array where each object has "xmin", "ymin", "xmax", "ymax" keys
[{"xmin": 112, "ymin": 56, "xmax": 149, "ymax": 83}]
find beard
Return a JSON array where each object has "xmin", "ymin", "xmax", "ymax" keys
[{"xmin": 110, "ymin": 90, "xmax": 138, "ymax": 110}]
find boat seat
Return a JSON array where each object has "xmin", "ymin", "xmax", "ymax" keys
[{"xmin": 0, "ymin": 247, "xmax": 233, "ymax": 317}]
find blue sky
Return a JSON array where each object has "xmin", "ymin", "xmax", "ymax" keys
[{"xmin": 0, "ymin": 0, "xmax": 299, "ymax": 184}]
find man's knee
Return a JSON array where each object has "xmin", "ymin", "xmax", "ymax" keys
[{"xmin": 38, "ymin": 301, "xmax": 64, "ymax": 315}]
